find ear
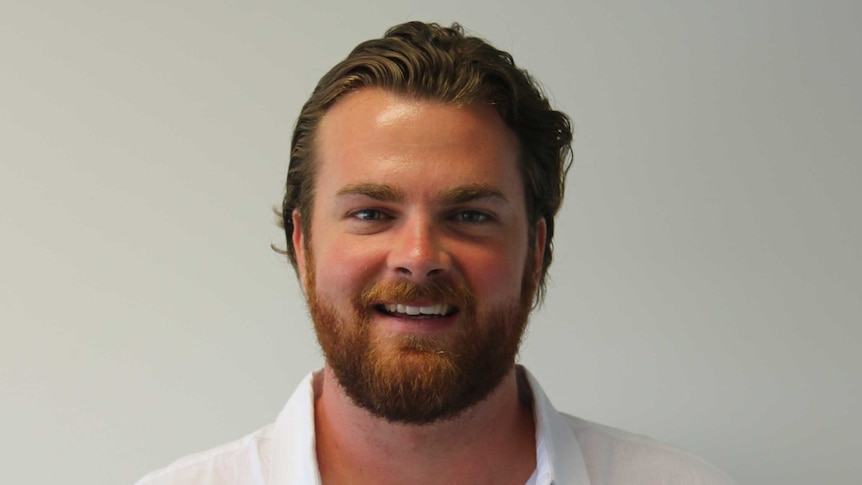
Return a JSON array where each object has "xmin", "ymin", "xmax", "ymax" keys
[
  {"xmin": 292, "ymin": 209, "xmax": 309, "ymax": 293},
  {"xmin": 532, "ymin": 217, "xmax": 547, "ymax": 287}
]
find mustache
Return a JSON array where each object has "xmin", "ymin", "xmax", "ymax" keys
[{"xmin": 355, "ymin": 279, "xmax": 476, "ymax": 311}]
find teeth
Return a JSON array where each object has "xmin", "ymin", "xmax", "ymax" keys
[
  {"xmin": 420, "ymin": 304, "xmax": 439, "ymax": 315},
  {"xmin": 384, "ymin": 303, "xmax": 451, "ymax": 316}
]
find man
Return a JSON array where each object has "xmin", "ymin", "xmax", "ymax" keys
[{"xmin": 138, "ymin": 21, "xmax": 736, "ymax": 484}]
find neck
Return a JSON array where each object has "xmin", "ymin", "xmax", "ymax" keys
[{"xmin": 313, "ymin": 365, "xmax": 536, "ymax": 485}]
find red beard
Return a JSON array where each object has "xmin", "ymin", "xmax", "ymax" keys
[{"xmin": 306, "ymin": 258, "xmax": 537, "ymax": 425}]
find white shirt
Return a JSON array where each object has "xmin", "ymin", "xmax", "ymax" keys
[{"xmin": 136, "ymin": 367, "xmax": 736, "ymax": 484}]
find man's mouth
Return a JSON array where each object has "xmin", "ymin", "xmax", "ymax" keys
[{"xmin": 376, "ymin": 303, "xmax": 457, "ymax": 318}]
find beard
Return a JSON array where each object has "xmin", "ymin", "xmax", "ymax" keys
[{"xmin": 305, "ymin": 254, "xmax": 537, "ymax": 425}]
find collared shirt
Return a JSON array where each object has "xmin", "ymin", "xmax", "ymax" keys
[{"xmin": 137, "ymin": 367, "xmax": 736, "ymax": 484}]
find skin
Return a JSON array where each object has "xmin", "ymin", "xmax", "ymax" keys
[{"xmin": 292, "ymin": 88, "xmax": 546, "ymax": 485}]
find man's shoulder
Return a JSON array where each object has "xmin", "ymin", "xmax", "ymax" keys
[
  {"xmin": 134, "ymin": 424, "xmax": 275, "ymax": 485},
  {"xmin": 560, "ymin": 413, "xmax": 737, "ymax": 485}
]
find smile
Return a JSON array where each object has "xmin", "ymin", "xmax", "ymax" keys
[{"xmin": 378, "ymin": 303, "xmax": 456, "ymax": 317}]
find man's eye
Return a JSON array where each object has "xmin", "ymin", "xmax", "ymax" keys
[
  {"xmin": 352, "ymin": 209, "xmax": 387, "ymax": 221},
  {"xmin": 454, "ymin": 211, "xmax": 491, "ymax": 223}
]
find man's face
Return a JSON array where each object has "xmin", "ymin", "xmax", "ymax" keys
[{"xmin": 293, "ymin": 88, "xmax": 545, "ymax": 424}]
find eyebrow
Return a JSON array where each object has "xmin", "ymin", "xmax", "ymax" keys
[
  {"xmin": 335, "ymin": 182, "xmax": 508, "ymax": 205},
  {"xmin": 439, "ymin": 183, "xmax": 509, "ymax": 205},
  {"xmin": 336, "ymin": 183, "xmax": 405, "ymax": 202}
]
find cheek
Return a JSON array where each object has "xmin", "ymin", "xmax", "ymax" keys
[
  {"xmin": 311, "ymin": 234, "xmax": 385, "ymax": 297},
  {"xmin": 458, "ymin": 244, "xmax": 528, "ymax": 299}
]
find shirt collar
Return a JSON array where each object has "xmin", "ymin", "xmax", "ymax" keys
[
  {"xmin": 268, "ymin": 371, "xmax": 322, "ymax": 485},
  {"xmin": 268, "ymin": 367, "xmax": 591, "ymax": 485},
  {"xmin": 520, "ymin": 366, "xmax": 592, "ymax": 485}
]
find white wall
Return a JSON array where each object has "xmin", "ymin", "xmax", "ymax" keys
[{"xmin": 2, "ymin": 1, "xmax": 859, "ymax": 483}]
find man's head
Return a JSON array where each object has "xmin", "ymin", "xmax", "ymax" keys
[
  {"xmin": 278, "ymin": 21, "xmax": 572, "ymax": 424},
  {"xmin": 280, "ymin": 21, "xmax": 572, "ymax": 304}
]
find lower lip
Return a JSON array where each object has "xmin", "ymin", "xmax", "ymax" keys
[{"xmin": 373, "ymin": 310, "xmax": 458, "ymax": 336}]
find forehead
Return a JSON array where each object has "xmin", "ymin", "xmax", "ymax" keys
[{"xmin": 313, "ymin": 88, "xmax": 522, "ymax": 193}]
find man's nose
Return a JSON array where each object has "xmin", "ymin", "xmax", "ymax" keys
[{"xmin": 387, "ymin": 217, "xmax": 451, "ymax": 280}]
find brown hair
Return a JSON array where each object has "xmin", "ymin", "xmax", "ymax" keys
[{"xmin": 279, "ymin": 21, "xmax": 572, "ymax": 303}]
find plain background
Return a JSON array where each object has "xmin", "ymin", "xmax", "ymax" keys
[{"xmin": 2, "ymin": 1, "xmax": 859, "ymax": 483}]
